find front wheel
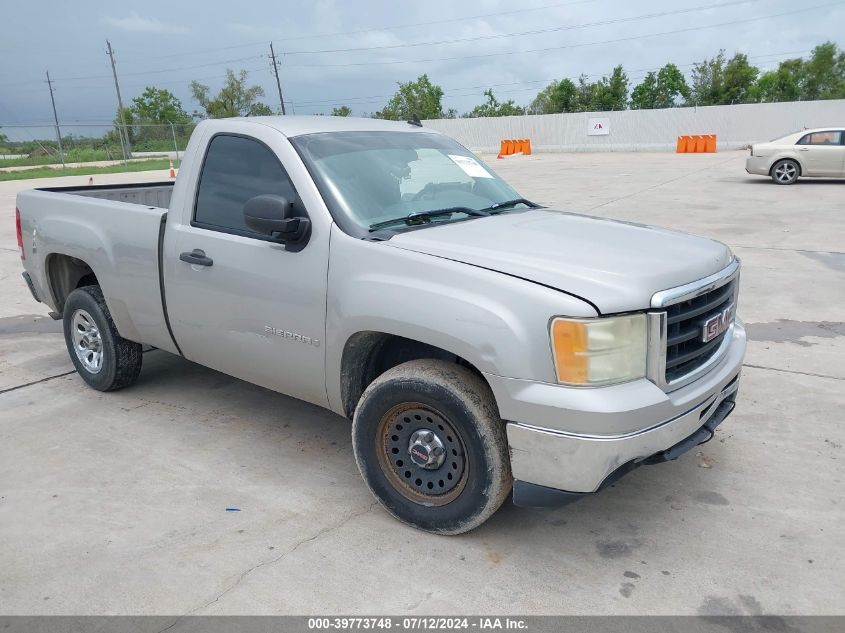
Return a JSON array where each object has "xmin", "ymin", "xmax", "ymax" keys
[
  {"xmin": 63, "ymin": 285, "xmax": 142, "ymax": 391},
  {"xmin": 771, "ymin": 159, "xmax": 800, "ymax": 184},
  {"xmin": 352, "ymin": 359, "xmax": 512, "ymax": 535}
]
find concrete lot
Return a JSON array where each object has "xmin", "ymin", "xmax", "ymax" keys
[{"xmin": 1, "ymin": 151, "xmax": 843, "ymax": 615}]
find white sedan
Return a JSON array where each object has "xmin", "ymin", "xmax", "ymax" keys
[{"xmin": 745, "ymin": 128, "xmax": 845, "ymax": 184}]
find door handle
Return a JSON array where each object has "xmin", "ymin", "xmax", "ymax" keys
[
  {"xmin": 179, "ymin": 249, "xmax": 213, "ymax": 267},
  {"xmin": 798, "ymin": 147, "xmax": 810, "ymax": 151}
]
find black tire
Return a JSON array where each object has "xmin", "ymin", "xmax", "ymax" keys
[
  {"xmin": 63, "ymin": 285, "xmax": 142, "ymax": 391},
  {"xmin": 352, "ymin": 359, "xmax": 512, "ymax": 535},
  {"xmin": 771, "ymin": 159, "xmax": 800, "ymax": 185}
]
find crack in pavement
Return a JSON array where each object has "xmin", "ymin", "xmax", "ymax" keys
[
  {"xmin": 0, "ymin": 369, "xmax": 77, "ymax": 395},
  {"xmin": 0, "ymin": 349, "xmax": 160, "ymax": 396},
  {"xmin": 157, "ymin": 501, "xmax": 379, "ymax": 631},
  {"xmin": 743, "ymin": 363, "xmax": 845, "ymax": 381}
]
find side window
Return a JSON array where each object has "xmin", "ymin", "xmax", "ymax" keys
[
  {"xmin": 194, "ymin": 134, "xmax": 297, "ymax": 235},
  {"xmin": 797, "ymin": 131, "xmax": 842, "ymax": 146}
]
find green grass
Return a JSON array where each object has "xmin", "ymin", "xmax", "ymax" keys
[
  {"xmin": 0, "ymin": 148, "xmax": 127, "ymax": 168},
  {"xmin": 0, "ymin": 159, "xmax": 179, "ymax": 181}
]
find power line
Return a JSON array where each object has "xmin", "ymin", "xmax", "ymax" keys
[
  {"xmin": 0, "ymin": 0, "xmax": 774, "ymax": 87},
  {"xmin": 284, "ymin": 50, "xmax": 810, "ymax": 108},
  {"xmin": 129, "ymin": 0, "xmax": 600, "ymax": 62},
  {"xmin": 0, "ymin": 2, "xmax": 832, "ymax": 90},
  {"xmin": 3, "ymin": 49, "xmax": 809, "ymax": 122},
  {"xmin": 53, "ymin": 54, "xmax": 266, "ymax": 84},
  {"xmin": 1, "ymin": 48, "xmax": 810, "ymax": 121},
  {"xmin": 277, "ymin": 1, "xmax": 843, "ymax": 68},
  {"xmin": 281, "ymin": 0, "xmax": 763, "ymax": 56}
]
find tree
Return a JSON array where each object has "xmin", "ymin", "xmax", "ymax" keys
[
  {"xmin": 630, "ymin": 72, "xmax": 658, "ymax": 109},
  {"xmin": 750, "ymin": 58, "xmax": 803, "ymax": 102},
  {"xmin": 594, "ymin": 65, "xmax": 629, "ymax": 111},
  {"xmin": 578, "ymin": 66, "xmax": 628, "ymax": 111},
  {"xmin": 528, "ymin": 78, "xmax": 578, "ymax": 114},
  {"xmin": 131, "ymin": 87, "xmax": 191, "ymax": 124},
  {"xmin": 528, "ymin": 82, "xmax": 556, "ymax": 114},
  {"xmin": 653, "ymin": 63, "xmax": 690, "ymax": 107},
  {"xmin": 374, "ymin": 74, "xmax": 446, "ymax": 120},
  {"xmin": 722, "ymin": 53, "xmax": 759, "ymax": 104},
  {"xmin": 191, "ymin": 69, "xmax": 273, "ymax": 118},
  {"xmin": 801, "ymin": 41, "xmax": 845, "ymax": 100},
  {"xmin": 690, "ymin": 51, "xmax": 726, "ymax": 105},
  {"xmin": 466, "ymin": 89, "xmax": 525, "ymax": 117},
  {"xmin": 331, "ymin": 105, "xmax": 352, "ymax": 117},
  {"xmin": 576, "ymin": 74, "xmax": 599, "ymax": 111}
]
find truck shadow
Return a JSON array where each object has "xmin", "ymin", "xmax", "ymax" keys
[{"xmin": 132, "ymin": 348, "xmax": 709, "ymax": 543}]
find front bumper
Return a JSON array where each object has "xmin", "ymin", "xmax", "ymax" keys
[{"xmin": 486, "ymin": 322, "xmax": 746, "ymax": 500}]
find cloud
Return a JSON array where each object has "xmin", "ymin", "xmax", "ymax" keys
[{"xmin": 102, "ymin": 12, "xmax": 189, "ymax": 35}]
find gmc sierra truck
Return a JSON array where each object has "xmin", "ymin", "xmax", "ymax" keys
[{"xmin": 16, "ymin": 116, "xmax": 745, "ymax": 534}]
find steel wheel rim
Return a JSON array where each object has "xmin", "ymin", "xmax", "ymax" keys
[
  {"xmin": 376, "ymin": 403, "xmax": 468, "ymax": 507},
  {"xmin": 776, "ymin": 163, "xmax": 796, "ymax": 182},
  {"xmin": 71, "ymin": 309, "xmax": 103, "ymax": 374}
]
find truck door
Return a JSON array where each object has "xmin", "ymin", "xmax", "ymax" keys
[
  {"xmin": 795, "ymin": 130, "xmax": 845, "ymax": 177},
  {"xmin": 162, "ymin": 129, "xmax": 330, "ymax": 407}
]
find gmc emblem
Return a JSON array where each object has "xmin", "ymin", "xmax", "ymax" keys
[{"xmin": 702, "ymin": 304, "xmax": 734, "ymax": 343}]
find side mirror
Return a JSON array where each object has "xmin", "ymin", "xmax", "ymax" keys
[{"xmin": 243, "ymin": 194, "xmax": 311, "ymax": 245}]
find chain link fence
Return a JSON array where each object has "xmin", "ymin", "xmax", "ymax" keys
[{"xmin": 0, "ymin": 122, "xmax": 196, "ymax": 168}]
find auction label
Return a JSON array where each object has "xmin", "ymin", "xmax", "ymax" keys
[{"xmin": 448, "ymin": 154, "xmax": 494, "ymax": 178}]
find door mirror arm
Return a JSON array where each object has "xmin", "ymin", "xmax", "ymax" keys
[
  {"xmin": 243, "ymin": 194, "xmax": 311, "ymax": 249},
  {"xmin": 268, "ymin": 216, "xmax": 311, "ymax": 243}
]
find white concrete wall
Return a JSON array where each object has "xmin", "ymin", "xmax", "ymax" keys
[{"xmin": 423, "ymin": 100, "xmax": 845, "ymax": 153}]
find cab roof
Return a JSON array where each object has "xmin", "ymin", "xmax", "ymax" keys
[{"xmin": 219, "ymin": 115, "xmax": 440, "ymax": 138}]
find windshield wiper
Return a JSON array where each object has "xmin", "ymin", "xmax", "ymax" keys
[
  {"xmin": 483, "ymin": 198, "xmax": 541, "ymax": 213},
  {"xmin": 368, "ymin": 207, "xmax": 490, "ymax": 232}
]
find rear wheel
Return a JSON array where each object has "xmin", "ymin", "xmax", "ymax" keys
[
  {"xmin": 63, "ymin": 285, "xmax": 142, "ymax": 391},
  {"xmin": 771, "ymin": 159, "xmax": 799, "ymax": 184},
  {"xmin": 352, "ymin": 359, "xmax": 511, "ymax": 535}
]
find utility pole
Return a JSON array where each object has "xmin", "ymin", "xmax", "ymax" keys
[
  {"xmin": 45, "ymin": 70, "xmax": 65, "ymax": 168},
  {"xmin": 269, "ymin": 42, "xmax": 286, "ymax": 115},
  {"xmin": 106, "ymin": 40, "xmax": 131, "ymax": 161}
]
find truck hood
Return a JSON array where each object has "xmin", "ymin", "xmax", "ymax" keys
[{"xmin": 386, "ymin": 209, "xmax": 733, "ymax": 314}]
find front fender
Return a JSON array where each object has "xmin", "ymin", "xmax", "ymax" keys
[{"xmin": 325, "ymin": 226, "xmax": 597, "ymax": 415}]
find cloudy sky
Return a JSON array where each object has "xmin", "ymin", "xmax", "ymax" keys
[{"xmin": 0, "ymin": 0, "xmax": 842, "ymax": 133}]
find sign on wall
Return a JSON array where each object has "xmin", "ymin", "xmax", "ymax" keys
[{"xmin": 587, "ymin": 117, "xmax": 610, "ymax": 136}]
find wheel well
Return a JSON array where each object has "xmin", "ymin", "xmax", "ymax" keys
[
  {"xmin": 770, "ymin": 158, "xmax": 802, "ymax": 176},
  {"xmin": 46, "ymin": 254, "xmax": 99, "ymax": 314},
  {"xmin": 340, "ymin": 332, "xmax": 487, "ymax": 419}
]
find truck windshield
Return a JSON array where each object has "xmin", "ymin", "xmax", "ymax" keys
[{"xmin": 290, "ymin": 131, "xmax": 526, "ymax": 235}]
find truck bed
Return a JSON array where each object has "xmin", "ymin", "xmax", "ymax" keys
[
  {"xmin": 37, "ymin": 181, "xmax": 174, "ymax": 209},
  {"xmin": 16, "ymin": 184, "xmax": 178, "ymax": 354}
]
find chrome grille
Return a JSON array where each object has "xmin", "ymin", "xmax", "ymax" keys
[{"xmin": 664, "ymin": 278, "xmax": 736, "ymax": 382}]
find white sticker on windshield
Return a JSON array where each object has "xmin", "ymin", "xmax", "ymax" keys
[{"xmin": 448, "ymin": 154, "xmax": 494, "ymax": 178}]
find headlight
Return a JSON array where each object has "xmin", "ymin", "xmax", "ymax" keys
[{"xmin": 550, "ymin": 314, "xmax": 647, "ymax": 386}]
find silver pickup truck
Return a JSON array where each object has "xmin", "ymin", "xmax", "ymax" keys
[{"xmin": 16, "ymin": 116, "xmax": 745, "ymax": 534}]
